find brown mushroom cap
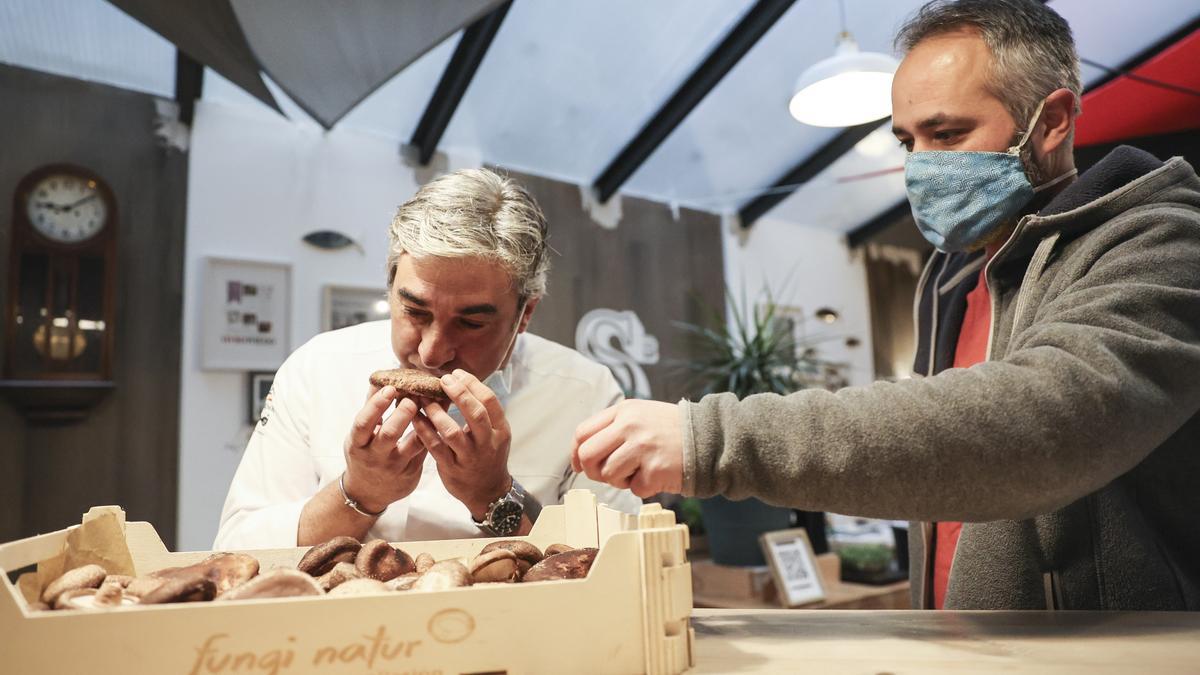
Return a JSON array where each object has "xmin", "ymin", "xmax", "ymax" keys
[
  {"xmin": 143, "ymin": 553, "xmax": 260, "ymax": 596},
  {"xmin": 355, "ymin": 540, "xmax": 416, "ymax": 581},
  {"xmin": 217, "ymin": 568, "xmax": 322, "ymax": 601},
  {"xmin": 385, "ymin": 573, "xmax": 420, "ymax": 591},
  {"xmin": 198, "ymin": 553, "xmax": 261, "ymax": 594},
  {"xmin": 316, "ymin": 562, "xmax": 364, "ymax": 591},
  {"xmin": 124, "ymin": 576, "xmax": 166, "ymax": 598},
  {"xmin": 297, "ymin": 536, "xmax": 362, "ymax": 576},
  {"xmin": 54, "ymin": 587, "xmax": 140, "ymax": 611},
  {"xmin": 368, "ymin": 368, "xmax": 448, "ymax": 401},
  {"xmin": 543, "ymin": 543, "xmax": 575, "ymax": 556},
  {"xmin": 139, "ymin": 570, "xmax": 218, "ymax": 604},
  {"xmin": 480, "ymin": 540, "xmax": 543, "ymax": 574},
  {"xmin": 103, "ymin": 574, "xmax": 134, "ymax": 588},
  {"xmin": 469, "ymin": 549, "xmax": 521, "ymax": 583},
  {"xmin": 522, "ymin": 547, "xmax": 598, "ymax": 582},
  {"xmin": 412, "ymin": 560, "xmax": 472, "ymax": 591},
  {"xmin": 327, "ymin": 578, "xmax": 390, "ymax": 597},
  {"xmin": 42, "ymin": 564, "xmax": 108, "ymax": 605}
]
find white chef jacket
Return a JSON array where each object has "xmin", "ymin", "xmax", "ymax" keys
[{"xmin": 213, "ymin": 320, "xmax": 641, "ymax": 549}]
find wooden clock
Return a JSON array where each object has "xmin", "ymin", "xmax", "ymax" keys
[{"xmin": 2, "ymin": 164, "xmax": 117, "ymax": 418}]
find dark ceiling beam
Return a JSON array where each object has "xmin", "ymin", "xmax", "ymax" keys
[
  {"xmin": 738, "ymin": 120, "xmax": 881, "ymax": 228},
  {"xmin": 591, "ymin": 0, "xmax": 797, "ymax": 203},
  {"xmin": 174, "ymin": 50, "xmax": 204, "ymax": 126},
  {"xmin": 409, "ymin": 1, "xmax": 512, "ymax": 166},
  {"xmin": 842, "ymin": 11, "xmax": 1200, "ymax": 249},
  {"xmin": 846, "ymin": 199, "xmax": 910, "ymax": 248}
]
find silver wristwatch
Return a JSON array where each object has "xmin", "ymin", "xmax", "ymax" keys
[{"xmin": 473, "ymin": 479, "xmax": 542, "ymax": 536}]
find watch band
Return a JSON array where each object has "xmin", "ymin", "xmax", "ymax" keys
[
  {"xmin": 339, "ymin": 472, "xmax": 387, "ymax": 518},
  {"xmin": 473, "ymin": 479, "xmax": 542, "ymax": 535}
]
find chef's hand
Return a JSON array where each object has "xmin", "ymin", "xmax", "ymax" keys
[
  {"xmin": 341, "ymin": 385, "xmax": 429, "ymax": 513},
  {"xmin": 413, "ymin": 369, "xmax": 513, "ymax": 519},
  {"xmin": 571, "ymin": 400, "xmax": 685, "ymax": 499}
]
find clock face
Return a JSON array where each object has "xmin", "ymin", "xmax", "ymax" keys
[{"xmin": 26, "ymin": 172, "xmax": 109, "ymax": 244}]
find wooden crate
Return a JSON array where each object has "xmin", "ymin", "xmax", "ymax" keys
[{"xmin": 0, "ymin": 490, "xmax": 693, "ymax": 674}]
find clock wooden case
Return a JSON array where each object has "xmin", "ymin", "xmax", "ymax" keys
[{"xmin": 3, "ymin": 164, "xmax": 117, "ymax": 415}]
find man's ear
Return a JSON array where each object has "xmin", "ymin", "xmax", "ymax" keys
[
  {"xmin": 517, "ymin": 297, "xmax": 540, "ymax": 333},
  {"xmin": 1036, "ymin": 88, "xmax": 1076, "ymax": 157}
]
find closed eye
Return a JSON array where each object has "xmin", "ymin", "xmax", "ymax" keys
[
  {"xmin": 458, "ymin": 318, "xmax": 485, "ymax": 330},
  {"xmin": 403, "ymin": 306, "xmax": 431, "ymax": 322}
]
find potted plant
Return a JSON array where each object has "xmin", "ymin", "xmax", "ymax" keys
[{"xmin": 676, "ymin": 286, "xmax": 845, "ymax": 566}]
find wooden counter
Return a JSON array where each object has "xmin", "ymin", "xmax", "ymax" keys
[{"xmin": 690, "ymin": 609, "xmax": 1200, "ymax": 673}]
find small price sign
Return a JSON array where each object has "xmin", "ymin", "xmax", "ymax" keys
[{"xmin": 760, "ymin": 528, "xmax": 826, "ymax": 607}]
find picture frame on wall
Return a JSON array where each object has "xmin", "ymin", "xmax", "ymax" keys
[
  {"xmin": 200, "ymin": 257, "xmax": 290, "ymax": 371},
  {"xmin": 248, "ymin": 371, "xmax": 274, "ymax": 424},
  {"xmin": 321, "ymin": 285, "xmax": 390, "ymax": 332}
]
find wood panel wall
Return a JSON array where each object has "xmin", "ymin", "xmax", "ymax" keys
[
  {"xmin": 0, "ymin": 65, "xmax": 186, "ymax": 545},
  {"xmin": 506, "ymin": 170, "xmax": 725, "ymax": 404}
]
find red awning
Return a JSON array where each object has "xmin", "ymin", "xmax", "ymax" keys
[{"xmin": 1074, "ymin": 27, "xmax": 1200, "ymax": 147}]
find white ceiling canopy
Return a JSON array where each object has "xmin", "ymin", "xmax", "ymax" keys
[
  {"xmin": 229, "ymin": 0, "xmax": 502, "ymax": 128},
  {"xmin": 2, "ymin": 0, "xmax": 1196, "ymax": 237}
]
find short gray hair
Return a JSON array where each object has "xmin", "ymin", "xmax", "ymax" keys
[
  {"xmin": 895, "ymin": 0, "xmax": 1082, "ymax": 128},
  {"xmin": 387, "ymin": 168, "xmax": 550, "ymax": 301}
]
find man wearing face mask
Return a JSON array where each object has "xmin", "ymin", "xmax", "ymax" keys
[
  {"xmin": 570, "ymin": 0, "xmax": 1200, "ymax": 611},
  {"xmin": 214, "ymin": 169, "xmax": 640, "ymax": 550}
]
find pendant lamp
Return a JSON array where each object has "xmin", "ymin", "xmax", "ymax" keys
[{"xmin": 788, "ymin": 1, "xmax": 899, "ymax": 127}]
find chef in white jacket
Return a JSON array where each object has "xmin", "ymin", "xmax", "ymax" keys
[{"xmin": 214, "ymin": 169, "xmax": 640, "ymax": 550}]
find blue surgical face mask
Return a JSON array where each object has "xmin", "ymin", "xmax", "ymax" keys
[{"xmin": 904, "ymin": 100, "xmax": 1077, "ymax": 252}]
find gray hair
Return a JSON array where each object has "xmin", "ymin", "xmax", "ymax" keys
[
  {"xmin": 387, "ymin": 168, "xmax": 550, "ymax": 301},
  {"xmin": 895, "ymin": 0, "xmax": 1082, "ymax": 129}
]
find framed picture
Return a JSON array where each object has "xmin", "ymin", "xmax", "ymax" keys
[
  {"xmin": 760, "ymin": 528, "xmax": 826, "ymax": 607},
  {"xmin": 321, "ymin": 285, "xmax": 390, "ymax": 332},
  {"xmin": 248, "ymin": 371, "xmax": 274, "ymax": 424},
  {"xmin": 201, "ymin": 257, "xmax": 290, "ymax": 371}
]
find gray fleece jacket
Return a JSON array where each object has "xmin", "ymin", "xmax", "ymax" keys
[{"xmin": 682, "ymin": 146, "xmax": 1200, "ymax": 610}]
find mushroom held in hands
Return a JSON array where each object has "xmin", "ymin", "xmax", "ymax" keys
[
  {"xmin": 411, "ymin": 560, "xmax": 472, "ymax": 591},
  {"xmin": 41, "ymin": 564, "xmax": 107, "ymax": 606},
  {"xmin": 522, "ymin": 548, "xmax": 599, "ymax": 582},
  {"xmin": 368, "ymin": 368, "xmax": 449, "ymax": 402},
  {"xmin": 356, "ymin": 539, "xmax": 416, "ymax": 581},
  {"xmin": 217, "ymin": 569, "xmax": 323, "ymax": 601},
  {"xmin": 470, "ymin": 549, "xmax": 521, "ymax": 583},
  {"xmin": 297, "ymin": 536, "xmax": 362, "ymax": 576},
  {"xmin": 479, "ymin": 540, "xmax": 544, "ymax": 575}
]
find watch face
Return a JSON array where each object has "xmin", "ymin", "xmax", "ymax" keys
[
  {"xmin": 26, "ymin": 172, "xmax": 109, "ymax": 244},
  {"xmin": 489, "ymin": 498, "xmax": 524, "ymax": 536}
]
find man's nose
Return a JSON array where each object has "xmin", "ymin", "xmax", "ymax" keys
[{"xmin": 417, "ymin": 327, "xmax": 455, "ymax": 371}]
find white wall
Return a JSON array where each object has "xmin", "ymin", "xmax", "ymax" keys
[
  {"xmin": 177, "ymin": 100, "xmax": 475, "ymax": 549},
  {"xmin": 722, "ymin": 214, "xmax": 875, "ymax": 388}
]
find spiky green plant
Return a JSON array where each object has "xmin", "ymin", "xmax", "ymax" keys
[{"xmin": 676, "ymin": 287, "xmax": 804, "ymax": 399}]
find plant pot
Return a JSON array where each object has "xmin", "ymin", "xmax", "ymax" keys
[{"xmin": 699, "ymin": 495, "xmax": 794, "ymax": 566}]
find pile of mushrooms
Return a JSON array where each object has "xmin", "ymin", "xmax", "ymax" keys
[{"xmin": 31, "ymin": 538, "xmax": 598, "ymax": 611}]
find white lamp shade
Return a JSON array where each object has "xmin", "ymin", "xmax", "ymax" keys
[{"xmin": 789, "ymin": 34, "xmax": 899, "ymax": 127}]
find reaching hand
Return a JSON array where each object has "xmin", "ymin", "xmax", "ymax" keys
[
  {"xmin": 571, "ymin": 400, "xmax": 685, "ymax": 499},
  {"xmin": 412, "ymin": 369, "xmax": 513, "ymax": 519}
]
